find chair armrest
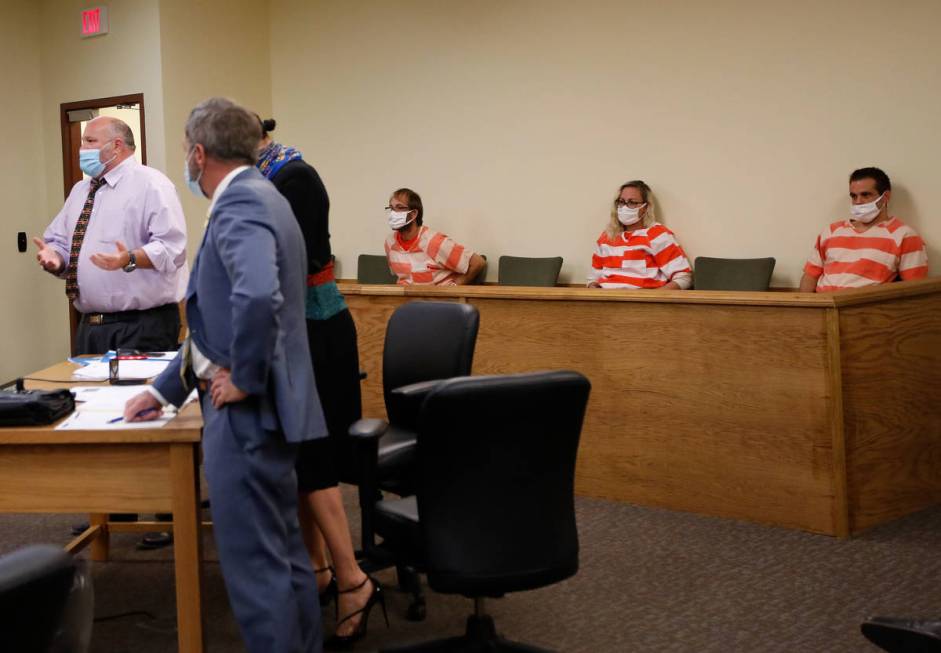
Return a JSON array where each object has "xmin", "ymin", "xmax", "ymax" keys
[
  {"xmin": 390, "ymin": 379, "xmax": 446, "ymax": 399},
  {"xmin": 349, "ymin": 417, "xmax": 388, "ymax": 441},
  {"xmin": 388, "ymin": 379, "xmax": 447, "ymax": 429},
  {"xmin": 347, "ymin": 418, "xmax": 387, "ymax": 555}
]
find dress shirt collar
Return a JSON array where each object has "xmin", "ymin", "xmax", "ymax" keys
[
  {"xmin": 99, "ymin": 155, "xmax": 137, "ymax": 189},
  {"xmin": 208, "ymin": 165, "xmax": 251, "ymax": 217}
]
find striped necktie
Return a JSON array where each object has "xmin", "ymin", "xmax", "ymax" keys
[{"xmin": 65, "ymin": 177, "xmax": 106, "ymax": 301}]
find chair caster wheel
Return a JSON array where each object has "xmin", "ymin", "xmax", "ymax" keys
[{"xmin": 406, "ymin": 601, "xmax": 426, "ymax": 622}]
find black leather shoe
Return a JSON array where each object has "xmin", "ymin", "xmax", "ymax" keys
[
  {"xmin": 862, "ymin": 617, "xmax": 941, "ymax": 652},
  {"xmin": 137, "ymin": 531, "xmax": 173, "ymax": 550}
]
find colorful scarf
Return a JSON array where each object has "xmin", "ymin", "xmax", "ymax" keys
[{"xmin": 256, "ymin": 141, "xmax": 303, "ymax": 180}]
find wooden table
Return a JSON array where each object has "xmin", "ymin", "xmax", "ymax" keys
[
  {"xmin": 339, "ymin": 278, "xmax": 941, "ymax": 537},
  {"xmin": 0, "ymin": 361, "xmax": 205, "ymax": 652}
]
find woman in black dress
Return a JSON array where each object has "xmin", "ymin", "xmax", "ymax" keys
[{"xmin": 256, "ymin": 118, "xmax": 381, "ymax": 646}]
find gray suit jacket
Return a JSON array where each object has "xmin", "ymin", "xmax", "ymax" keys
[{"xmin": 154, "ymin": 167, "xmax": 327, "ymax": 444}]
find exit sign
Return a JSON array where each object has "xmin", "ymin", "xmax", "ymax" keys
[{"xmin": 80, "ymin": 6, "xmax": 109, "ymax": 38}]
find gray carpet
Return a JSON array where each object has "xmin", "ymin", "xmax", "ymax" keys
[{"xmin": 2, "ymin": 489, "xmax": 939, "ymax": 652}]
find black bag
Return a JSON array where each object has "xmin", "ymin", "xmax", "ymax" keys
[{"xmin": 0, "ymin": 389, "xmax": 75, "ymax": 426}]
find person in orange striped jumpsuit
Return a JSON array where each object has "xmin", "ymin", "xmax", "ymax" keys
[
  {"xmin": 588, "ymin": 180, "xmax": 693, "ymax": 290},
  {"xmin": 383, "ymin": 187, "xmax": 485, "ymax": 286}
]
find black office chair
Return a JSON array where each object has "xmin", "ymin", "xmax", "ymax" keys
[
  {"xmin": 350, "ymin": 301, "xmax": 479, "ymax": 615},
  {"xmin": 862, "ymin": 617, "xmax": 941, "ymax": 652},
  {"xmin": 358, "ymin": 254, "xmax": 398, "ymax": 284},
  {"xmin": 693, "ymin": 256, "xmax": 776, "ymax": 291},
  {"xmin": 354, "ymin": 370, "xmax": 590, "ymax": 651},
  {"xmin": 0, "ymin": 544, "xmax": 91, "ymax": 652},
  {"xmin": 497, "ymin": 256, "xmax": 563, "ymax": 287}
]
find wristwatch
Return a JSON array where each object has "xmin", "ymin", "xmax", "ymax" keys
[{"xmin": 123, "ymin": 250, "xmax": 137, "ymax": 273}]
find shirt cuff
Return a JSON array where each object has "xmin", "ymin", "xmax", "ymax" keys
[
  {"xmin": 145, "ymin": 385, "xmax": 170, "ymax": 407},
  {"xmin": 141, "ymin": 242, "xmax": 169, "ymax": 273}
]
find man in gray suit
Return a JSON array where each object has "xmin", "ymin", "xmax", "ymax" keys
[{"xmin": 124, "ymin": 97, "xmax": 326, "ymax": 653}]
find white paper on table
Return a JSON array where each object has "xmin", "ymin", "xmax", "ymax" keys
[
  {"xmin": 71, "ymin": 362, "xmax": 111, "ymax": 381},
  {"xmin": 71, "ymin": 385, "xmax": 149, "ymax": 405},
  {"xmin": 73, "ymin": 386, "xmax": 160, "ymax": 412},
  {"xmin": 71, "ymin": 359, "xmax": 170, "ymax": 382},
  {"xmin": 72, "ymin": 386, "xmax": 196, "ymax": 411},
  {"xmin": 55, "ymin": 409, "xmax": 175, "ymax": 430}
]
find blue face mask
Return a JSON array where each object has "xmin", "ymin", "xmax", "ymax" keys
[
  {"xmin": 183, "ymin": 148, "xmax": 205, "ymax": 198},
  {"xmin": 79, "ymin": 140, "xmax": 115, "ymax": 178}
]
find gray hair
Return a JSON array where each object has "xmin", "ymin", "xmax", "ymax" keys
[
  {"xmin": 184, "ymin": 97, "xmax": 260, "ymax": 164},
  {"xmin": 107, "ymin": 119, "xmax": 136, "ymax": 150}
]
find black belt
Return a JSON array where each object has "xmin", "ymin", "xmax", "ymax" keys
[{"xmin": 82, "ymin": 303, "xmax": 176, "ymax": 326}]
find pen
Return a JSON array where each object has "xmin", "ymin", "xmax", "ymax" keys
[{"xmin": 108, "ymin": 407, "xmax": 160, "ymax": 424}]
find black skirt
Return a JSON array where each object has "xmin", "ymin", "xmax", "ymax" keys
[{"xmin": 295, "ymin": 308, "xmax": 362, "ymax": 492}]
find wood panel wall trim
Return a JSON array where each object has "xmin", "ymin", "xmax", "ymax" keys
[
  {"xmin": 828, "ymin": 277, "xmax": 941, "ymax": 307},
  {"xmin": 825, "ymin": 308, "xmax": 850, "ymax": 537},
  {"xmin": 337, "ymin": 283, "xmax": 838, "ymax": 307},
  {"xmin": 339, "ymin": 277, "xmax": 941, "ymax": 307}
]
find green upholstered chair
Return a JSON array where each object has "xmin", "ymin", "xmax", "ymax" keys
[
  {"xmin": 693, "ymin": 257, "xmax": 775, "ymax": 291},
  {"xmin": 497, "ymin": 256, "xmax": 563, "ymax": 287},
  {"xmin": 357, "ymin": 254, "xmax": 398, "ymax": 285}
]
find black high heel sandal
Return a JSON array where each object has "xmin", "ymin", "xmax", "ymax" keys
[
  {"xmin": 324, "ymin": 575, "xmax": 389, "ymax": 650},
  {"xmin": 315, "ymin": 566, "xmax": 339, "ymax": 616}
]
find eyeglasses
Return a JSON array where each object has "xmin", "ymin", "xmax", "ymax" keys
[
  {"xmin": 385, "ymin": 205, "xmax": 412, "ymax": 212},
  {"xmin": 615, "ymin": 199, "xmax": 646, "ymax": 209}
]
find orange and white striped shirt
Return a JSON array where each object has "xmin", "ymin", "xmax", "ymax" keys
[
  {"xmin": 588, "ymin": 223, "xmax": 693, "ymax": 289},
  {"xmin": 804, "ymin": 217, "xmax": 927, "ymax": 292},
  {"xmin": 384, "ymin": 226, "xmax": 474, "ymax": 286}
]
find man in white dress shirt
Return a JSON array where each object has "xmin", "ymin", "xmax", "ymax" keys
[{"xmin": 34, "ymin": 116, "xmax": 188, "ymax": 355}]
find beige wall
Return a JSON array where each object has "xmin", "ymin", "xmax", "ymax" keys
[
  {"xmin": 8, "ymin": 0, "xmax": 168, "ymax": 373},
  {"xmin": 159, "ymin": 0, "xmax": 273, "ymax": 254},
  {"xmin": 269, "ymin": 0, "xmax": 941, "ymax": 285},
  {"xmin": 0, "ymin": 2, "xmax": 63, "ymax": 382}
]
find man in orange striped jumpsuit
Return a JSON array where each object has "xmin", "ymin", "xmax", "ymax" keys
[{"xmin": 800, "ymin": 167, "xmax": 927, "ymax": 293}]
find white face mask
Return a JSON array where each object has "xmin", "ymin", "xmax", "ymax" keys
[
  {"xmin": 850, "ymin": 193, "xmax": 885, "ymax": 224},
  {"xmin": 387, "ymin": 209, "xmax": 414, "ymax": 230},
  {"xmin": 617, "ymin": 203, "xmax": 646, "ymax": 226}
]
